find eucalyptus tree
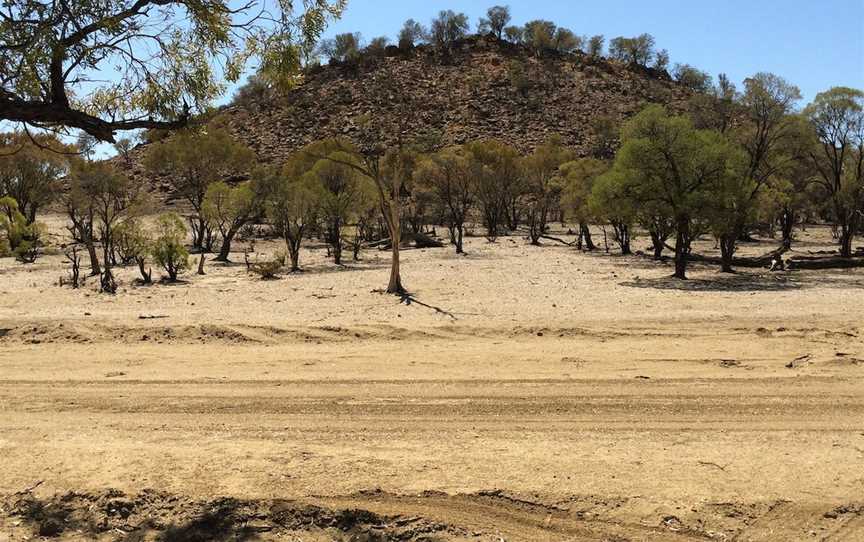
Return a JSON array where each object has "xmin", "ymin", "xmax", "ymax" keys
[
  {"xmin": 804, "ymin": 87, "xmax": 864, "ymax": 257},
  {"xmin": 398, "ymin": 19, "xmax": 427, "ymax": 49},
  {"xmin": 464, "ymin": 140, "xmax": 520, "ymax": 241},
  {"xmin": 416, "ymin": 148, "xmax": 474, "ymax": 254},
  {"xmin": 560, "ymin": 159, "xmax": 608, "ymax": 251},
  {"xmin": 599, "ymin": 106, "xmax": 738, "ymax": 279},
  {"xmin": 304, "ymin": 65, "xmax": 427, "ymax": 294},
  {"xmin": 520, "ymin": 136, "xmax": 574, "ymax": 245},
  {"xmin": 0, "ymin": 132, "xmax": 69, "ymax": 224},
  {"xmin": 477, "ymin": 6, "xmax": 511, "ymax": 39},
  {"xmin": 144, "ymin": 128, "xmax": 254, "ymax": 251},
  {"xmin": 202, "ymin": 181, "xmax": 260, "ymax": 262},
  {"xmin": 306, "ymin": 149, "xmax": 372, "ymax": 265},
  {"xmin": 0, "ymin": 0, "xmax": 345, "ymax": 141},
  {"xmin": 260, "ymin": 162, "xmax": 320, "ymax": 273},
  {"xmin": 63, "ymin": 158, "xmax": 147, "ymax": 289},
  {"xmin": 712, "ymin": 73, "xmax": 802, "ymax": 272},
  {"xmin": 429, "ymin": 10, "xmax": 470, "ymax": 54},
  {"xmin": 609, "ymin": 34, "xmax": 656, "ymax": 66}
]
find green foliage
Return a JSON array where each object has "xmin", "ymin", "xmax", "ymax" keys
[
  {"xmin": 415, "ymin": 148, "xmax": 475, "ymax": 252},
  {"xmin": 113, "ymin": 219, "xmax": 151, "ymax": 265},
  {"xmin": 503, "ymin": 26, "xmax": 524, "ymax": 44},
  {"xmin": 672, "ymin": 64, "xmax": 713, "ymax": 91},
  {"xmin": 305, "ymin": 149, "xmax": 374, "ymax": 263},
  {"xmin": 1, "ymin": 0, "xmax": 346, "ymax": 141},
  {"xmin": 598, "ymin": 105, "xmax": 739, "ymax": 277},
  {"xmin": 654, "ymin": 49, "xmax": 670, "ymax": 71},
  {"xmin": 398, "ymin": 19, "xmax": 427, "ymax": 49},
  {"xmin": 561, "ymin": 159, "xmax": 609, "ymax": 225},
  {"xmin": 609, "ymin": 34, "xmax": 656, "ymax": 66},
  {"xmin": 478, "ymin": 6, "xmax": 511, "ymax": 39},
  {"xmin": 803, "ymin": 86, "xmax": 864, "ymax": 256},
  {"xmin": 553, "ymin": 28, "xmax": 583, "ymax": 54},
  {"xmin": 508, "ymin": 60, "xmax": 531, "ymax": 94},
  {"xmin": 429, "ymin": 10, "xmax": 470, "ymax": 52},
  {"xmin": 202, "ymin": 182, "xmax": 258, "ymax": 239},
  {"xmin": 0, "ymin": 132, "xmax": 69, "ymax": 224},
  {"xmin": 464, "ymin": 140, "xmax": 521, "ymax": 240},
  {"xmin": 150, "ymin": 213, "xmax": 189, "ymax": 281},
  {"xmin": 259, "ymin": 154, "xmax": 326, "ymax": 271},
  {"xmin": 144, "ymin": 127, "xmax": 254, "ymax": 249},
  {"xmin": 520, "ymin": 136, "xmax": 575, "ymax": 244},
  {"xmin": 365, "ymin": 36, "xmax": 390, "ymax": 58},
  {"xmin": 523, "ymin": 20, "xmax": 557, "ymax": 53},
  {"xmin": 689, "ymin": 74, "xmax": 738, "ymax": 132},
  {"xmin": 0, "ymin": 196, "xmax": 44, "ymax": 263},
  {"xmin": 320, "ymin": 32, "xmax": 363, "ymax": 63},
  {"xmin": 587, "ymin": 35, "xmax": 605, "ymax": 58},
  {"xmin": 250, "ymin": 255, "xmax": 283, "ymax": 280}
]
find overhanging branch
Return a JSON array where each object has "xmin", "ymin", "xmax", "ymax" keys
[{"xmin": 0, "ymin": 95, "xmax": 189, "ymax": 143}]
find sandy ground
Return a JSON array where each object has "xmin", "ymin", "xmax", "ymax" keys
[{"xmin": 1, "ymin": 218, "xmax": 863, "ymax": 541}]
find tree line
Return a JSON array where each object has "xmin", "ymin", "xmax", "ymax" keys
[
  {"xmin": 0, "ymin": 76, "xmax": 862, "ymax": 291},
  {"xmin": 303, "ymin": 5, "xmax": 713, "ymax": 94}
]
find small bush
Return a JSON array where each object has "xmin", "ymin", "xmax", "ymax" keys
[
  {"xmin": 114, "ymin": 219, "xmax": 153, "ymax": 283},
  {"xmin": 250, "ymin": 253, "xmax": 284, "ymax": 280},
  {"xmin": 150, "ymin": 213, "xmax": 189, "ymax": 281},
  {"xmin": 0, "ymin": 197, "xmax": 45, "ymax": 263}
]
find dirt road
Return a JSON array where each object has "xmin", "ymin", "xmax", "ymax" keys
[{"xmin": 1, "ymin": 229, "xmax": 863, "ymax": 540}]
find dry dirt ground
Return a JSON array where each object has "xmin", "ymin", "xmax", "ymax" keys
[{"xmin": 1, "ymin": 219, "xmax": 863, "ymax": 541}]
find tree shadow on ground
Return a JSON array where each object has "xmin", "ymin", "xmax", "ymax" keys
[
  {"xmin": 284, "ymin": 260, "xmax": 391, "ymax": 276},
  {"xmin": 621, "ymin": 273, "xmax": 804, "ymax": 292}
]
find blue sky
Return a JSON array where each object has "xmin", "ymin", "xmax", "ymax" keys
[{"xmin": 317, "ymin": 0, "xmax": 864, "ymax": 104}]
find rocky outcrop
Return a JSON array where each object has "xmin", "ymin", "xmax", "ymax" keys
[{"xmin": 121, "ymin": 35, "xmax": 697, "ymax": 200}]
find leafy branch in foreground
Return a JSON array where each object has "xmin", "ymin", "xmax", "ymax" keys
[{"xmin": 0, "ymin": 0, "xmax": 346, "ymax": 142}]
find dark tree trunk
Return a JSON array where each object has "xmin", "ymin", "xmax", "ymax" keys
[
  {"xmin": 673, "ymin": 218, "xmax": 691, "ymax": 280},
  {"xmin": 649, "ymin": 230, "xmax": 664, "ymax": 260},
  {"xmin": 455, "ymin": 224, "xmax": 464, "ymax": 254},
  {"xmin": 719, "ymin": 234, "xmax": 736, "ymax": 273},
  {"xmin": 529, "ymin": 217, "xmax": 542, "ymax": 245},
  {"xmin": 387, "ymin": 225, "xmax": 404, "ymax": 293},
  {"xmin": 612, "ymin": 222, "xmax": 631, "ymax": 255},
  {"xmin": 214, "ymin": 227, "xmax": 240, "ymax": 262},
  {"xmin": 284, "ymin": 233, "xmax": 302, "ymax": 272},
  {"xmin": 85, "ymin": 239, "xmax": 100, "ymax": 276},
  {"xmin": 580, "ymin": 223, "xmax": 595, "ymax": 251},
  {"xmin": 780, "ymin": 207, "xmax": 795, "ymax": 250},
  {"xmin": 195, "ymin": 217, "xmax": 207, "ymax": 251},
  {"xmin": 507, "ymin": 203, "xmax": 519, "ymax": 232},
  {"xmin": 137, "ymin": 258, "xmax": 152, "ymax": 284},
  {"xmin": 333, "ymin": 238, "xmax": 342, "ymax": 265},
  {"xmin": 839, "ymin": 224, "xmax": 854, "ymax": 258}
]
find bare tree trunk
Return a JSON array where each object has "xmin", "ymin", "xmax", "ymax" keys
[
  {"xmin": 719, "ymin": 234, "xmax": 736, "ymax": 273},
  {"xmin": 780, "ymin": 207, "xmax": 795, "ymax": 250},
  {"xmin": 214, "ymin": 227, "xmax": 239, "ymax": 262},
  {"xmin": 612, "ymin": 221, "xmax": 631, "ymax": 255},
  {"xmin": 839, "ymin": 221, "xmax": 855, "ymax": 258},
  {"xmin": 673, "ymin": 218, "xmax": 691, "ymax": 279},
  {"xmin": 649, "ymin": 230, "xmax": 664, "ymax": 260},
  {"xmin": 85, "ymin": 238, "xmax": 101, "ymax": 276},
  {"xmin": 580, "ymin": 223, "xmax": 595, "ymax": 251},
  {"xmin": 137, "ymin": 258, "xmax": 152, "ymax": 283},
  {"xmin": 386, "ymin": 202, "xmax": 404, "ymax": 294},
  {"xmin": 455, "ymin": 223, "xmax": 464, "ymax": 254},
  {"xmin": 284, "ymin": 233, "xmax": 302, "ymax": 272}
]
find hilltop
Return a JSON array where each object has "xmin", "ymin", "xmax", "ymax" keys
[{"xmin": 120, "ymin": 35, "xmax": 699, "ymax": 198}]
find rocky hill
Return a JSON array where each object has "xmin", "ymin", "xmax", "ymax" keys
[{"xmin": 121, "ymin": 35, "xmax": 699, "ymax": 198}]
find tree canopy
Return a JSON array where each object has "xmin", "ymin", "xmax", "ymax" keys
[{"xmin": 0, "ymin": 0, "xmax": 346, "ymax": 142}]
